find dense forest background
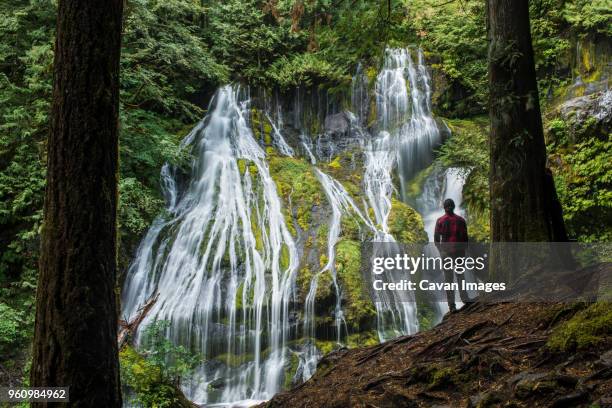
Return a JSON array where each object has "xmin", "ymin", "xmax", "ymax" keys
[{"xmin": 0, "ymin": 0, "xmax": 610, "ymax": 396}]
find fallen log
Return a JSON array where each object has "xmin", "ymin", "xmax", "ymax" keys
[{"xmin": 117, "ymin": 293, "xmax": 159, "ymax": 349}]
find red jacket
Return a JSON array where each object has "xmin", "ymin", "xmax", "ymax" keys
[{"xmin": 434, "ymin": 212, "xmax": 468, "ymax": 243}]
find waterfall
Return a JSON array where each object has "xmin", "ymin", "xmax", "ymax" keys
[
  {"xmin": 122, "ymin": 85, "xmax": 298, "ymax": 406},
  {"xmin": 363, "ymin": 48, "xmax": 443, "ymax": 340},
  {"xmin": 417, "ymin": 167, "xmax": 468, "ymax": 240},
  {"xmin": 122, "ymin": 47, "xmax": 462, "ymax": 406}
]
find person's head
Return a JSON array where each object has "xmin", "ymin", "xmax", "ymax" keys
[{"xmin": 443, "ymin": 198, "xmax": 455, "ymax": 213}]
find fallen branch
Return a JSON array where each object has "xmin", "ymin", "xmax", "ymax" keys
[{"xmin": 117, "ymin": 293, "xmax": 159, "ymax": 349}]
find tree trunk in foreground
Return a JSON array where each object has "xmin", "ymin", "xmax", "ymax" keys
[
  {"xmin": 31, "ymin": 1, "xmax": 123, "ymax": 406},
  {"xmin": 487, "ymin": 0, "xmax": 566, "ymax": 242}
]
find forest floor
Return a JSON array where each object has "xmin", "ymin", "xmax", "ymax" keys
[{"xmin": 261, "ymin": 265, "xmax": 612, "ymax": 408}]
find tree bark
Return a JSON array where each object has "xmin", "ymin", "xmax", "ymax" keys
[
  {"xmin": 31, "ymin": 1, "xmax": 123, "ymax": 406},
  {"xmin": 487, "ymin": 0, "xmax": 565, "ymax": 242}
]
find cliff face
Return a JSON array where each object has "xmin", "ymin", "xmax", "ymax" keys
[{"xmin": 262, "ymin": 268, "xmax": 612, "ymax": 408}]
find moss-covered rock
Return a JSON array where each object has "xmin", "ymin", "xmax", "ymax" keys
[
  {"xmin": 315, "ymin": 339, "xmax": 337, "ymax": 356},
  {"xmin": 346, "ymin": 330, "xmax": 379, "ymax": 348},
  {"xmin": 387, "ymin": 199, "xmax": 428, "ymax": 243},
  {"xmin": 268, "ymin": 155, "xmax": 323, "ymax": 233},
  {"xmin": 296, "ymin": 265, "xmax": 334, "ymax": 314},
  {"xmin": 214, "ymin": 352, "xmax": 254, "ymax": 368},
  {"xmin": 284, "ymin": 351, "xmax": 301, "ymax": 389},
  {"xmin": 335, "ymin": 240, "xmax": 376, "ymax": 331},
  {"xmin": 547, "ymin": 302, "xmax": 612, "ymax": 352}
]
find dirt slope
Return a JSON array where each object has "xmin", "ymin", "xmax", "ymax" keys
[{"xmin": 262, "ymin": 298, "xmax": 611, "ymax": 407}]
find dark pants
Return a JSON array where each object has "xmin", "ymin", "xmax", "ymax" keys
[{"xmin": 442, "ymin": 253, "xmax": 470, "ymax": 312}]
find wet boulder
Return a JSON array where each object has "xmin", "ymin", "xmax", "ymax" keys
[
  {"xmin": 553, "ymin": 89, "xmax": 611, "ymax": 144},
  {"xmin": 324, "ymin": 112, "xmax": 351, "ymax": 135}
]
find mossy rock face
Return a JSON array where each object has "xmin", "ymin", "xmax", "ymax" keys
[
  {"xmin": 335, "ymin": 239, "xmax": 376, "ymax": 331},
  {"xmin": 251, "ymin": 108, "xmax": 274, "ymax": 146},
  {"xmin": 315, "ymin": 339, "xmax": 337, "ymax": 355},
  {"xmin": 284, "ymin": 351, "xmax": 301, "ymax": 389},
  {"xmin": 346, "ymin": 330, "xmax": 379, "ymax": 348},
  {"xmin": 547, "ymin": 302, "xmax": 612, "ymax": 352},
  {"xmin": 296, "ymin": 265, "xmax": 335, "ymax": 312},
  {"xmin": 268, "ymin": 155, "xmax": 323, "ymax": 234},
  {"xmin": 214, "ymin": 352, "xmax": 253, "ymax": 368},
  {"xmin": 405, "ymin": 165, "xmax": 434, "ymax": 198},
  {"xmin": 388, "ymin": 199, "xmax": 428, "ymax": 243}
]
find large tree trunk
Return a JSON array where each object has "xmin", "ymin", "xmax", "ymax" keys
[
  {"xmin": 31, "ymin": 1, "xmax": 124, "ymax": 406},
  {"xmin": 487, "ymin": 0, "xmax": 566, "ymax": 242}
]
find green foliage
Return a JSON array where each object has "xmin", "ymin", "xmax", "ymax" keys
[
  {"xmin": 122, "ymin": 0, "xmax": 228, "ymax": 119},
  {"xmin": 562, "ymin": 0, "xmax": 612, "ymax": 36},
  {"xmin": 553, "ymin": 138, "xmax": 612, "ymax": 242},
  {"xmin": 268, "ymin": 53, "xmax": 348, "ymax": 88},
  {"xmin": 409, "ymin": 0, "xmax": 488, "ymax": 114},
  {"xmin": 0, "ymin": 0, "xmax": 54, "ymax": 280},
  {"xmin": 547, "ymin": 302, "xmax": 612, "ymax": 351},
  {"xmin": 387, "ymin": 199, "xmax": 427, "ymax": 243},
  {"xmin": 120, "ymin": 321, "xmax": 201, "ymax": 407},
  {"xmin": 207, "ymin": 0, "xmax": 293, "ymax": 85},
  {"xmin": 0, "ymin": 303, "xmax": 28, "ymax": 356},
  {"xmin": 120, "ymin": 345, "xmax": 193, "ymax": 408},
  {"xmin": 140, "ymin": 320, "xmax": 201, "ymax": 386}
]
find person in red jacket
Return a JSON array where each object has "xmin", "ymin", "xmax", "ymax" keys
[{"xmin": 434, "ymin": 198, "xmax": 469, "ymax": 312}]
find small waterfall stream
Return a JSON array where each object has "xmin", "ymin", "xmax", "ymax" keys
[
  {"xmin": 363, "ymin": 48, "xmax": 444, "ymax": 340},
  {"xmin": 122, "ymin": 47, "xmax": 465, "ymax": 406}
]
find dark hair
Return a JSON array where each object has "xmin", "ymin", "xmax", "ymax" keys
[{"xmin": 443, "ymin": 198, "xmax": 455, "ymax": 212}]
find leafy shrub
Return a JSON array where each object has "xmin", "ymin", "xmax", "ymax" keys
[
  {"xmin": 0, "ymin": 303, "xmax": 26, "ymax": 356},
  {"xmin": 120, "ymin": 320, "xmax": 200, "ymax": 407},
  {"xmin": 554, "ymin": 138, "xmax": 612, "ymax": 241}
]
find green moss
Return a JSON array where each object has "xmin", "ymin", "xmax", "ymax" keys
[
  {"xmin": 406, "ymin": 165, "xmax": 434, "ymax": 198},
  {"xmin": 328, "ymin": 156, "xmax": 342, "ymax": 169},
  {"xmin": 283, "ymin": 352, "xmax": 300, "ymax": 389},
  {"xmin": 427, "ymin": 366, "xmax": 457, "ymax": 389},
  {"xmin": 251, "ymin": 108, "xmax": 274, "ymax": 146},
  {"xmin": 547, "ymin": 302, "xmax": 612, "ymax": 352},
  {"xmin": 214, "ymin": 352, "xmax": 253, "ymax": 368},
  {"xmin": 346, "ymin": 330, "xmax": 379, "ymax": 348},
  {"xmin": 263, "ymin": 122, "xmax": 273, "ymax": 145},
  {"xmin": 280, "ymin": 244, "xmax": 290, "ymax": 270},
  {"xmin": 296, "ymin": 266, "xmax": 333, "ymax": 306},
  {"xmin": 235, "ymin": 282, "xmax": 254, "ymax": 310},
  {"xmin": 317, "ymin": 224, "xmax": 330, "ymax": 251},
  {"xmin": 237, "ymin": 159, "xmax": 247, "ymax": 174},
  {"xmin": 387, "ymin": 199, "xmax": 428, "ymax": 243},
  {"xmin": 335, "ymin": 240, "xmax": 376, "ymax": 330},
  {"xmin": 315, "ymin": 339, "xmax": 337, "ymax": 355},
  {"xmin": 340, "ymin": 215, "xmax": 361, "ymax": 241},
  {"xmin": 251, "ymin": 217, "xmax": 264, "ymax": 252},
  {"xmin": 268, "ymin": 155, "xmax": 323, "ymax": 234}
]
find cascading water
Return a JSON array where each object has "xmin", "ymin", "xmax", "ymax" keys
[
  {"xmin": 417, "ymin": 167, "xmax": 467, "ymax": 240},
  {"xmin": 122, "ymin": 47, "xmax": 464, "ymax": 405},
  {"xmin": 363, "ymin": 48, "xmax": 443, "ymax": 340},
  {"xmin": 122, "ymin": 86, "xmax": 299, "ymax": 406}
]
